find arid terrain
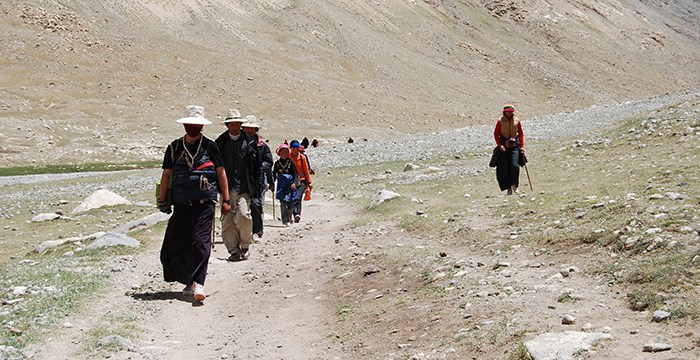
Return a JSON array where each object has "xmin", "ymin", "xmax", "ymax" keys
[
  {"xmin": 1, "ymin": 0, "xmax": 699, "ymax": 165},
  {"xmin": 0, "ymin": 1, "xmax": 699, "ymax": 359}
]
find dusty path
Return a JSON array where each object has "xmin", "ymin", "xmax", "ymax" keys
[{"xmin": 34, "ymin": 193, "xmax": 355, "ymax": 359}]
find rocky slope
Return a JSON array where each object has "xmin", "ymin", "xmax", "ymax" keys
[{"xmin": 0, "ymin": 0, "xmax": 699, "ymax": 166}]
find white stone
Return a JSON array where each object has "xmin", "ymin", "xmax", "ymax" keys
[
  {"xmin": 525, "ymin": 331, "xmax": 612, "ymax": 360},
  {"xmin": 368, "ymin": 189, "xmax": 401, "ymax": 209},
  {"xmin": 31, "ymin": 213, "xmax": 61, "ymax": 222},
  {"xmin": 86, "ymin": 232, "xmax": 140, "ymax": 250},
  {"xmin": 72, "ymin": 189, "xmax": 131, "ymax": 214}
]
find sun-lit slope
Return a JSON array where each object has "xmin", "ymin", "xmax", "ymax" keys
[{"xmin": 0, "ymin": 0, "xmax": 698, "ymax": 165}]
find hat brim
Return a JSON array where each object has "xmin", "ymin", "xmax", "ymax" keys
[
  {"xmin": 222, "ymin": 118, "xmax": 247, "ymax": 123},
  {"xmin": 177, "ymin": 117, "xmax": 212, "ymax": 125},
  {"xmin": 241, "ymin": 123, "xmax": 261, "ymax": 129},
  {"xmin": 503, "ymin": 108, "xmax": 515, "ymax": 113}
]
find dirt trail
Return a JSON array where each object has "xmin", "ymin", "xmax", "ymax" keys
[{"xmin": 34, "ymin": 193, "xmax": 355, "ymax": 359}]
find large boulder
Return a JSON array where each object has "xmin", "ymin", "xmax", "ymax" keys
[
  {"xmin": 112, "ymin": 213, "xmax": 171, "ymax": 234},
  {"xmin": 72, "ymin": 189, "xmax": 131, "ymax": 214},
  {"xmin": 86, "ymin": 232, "xmax": 140, "ymax": 250},
  {"xmin": 525, "ymin": 331, "xmax": 612, "ymax": 360}
]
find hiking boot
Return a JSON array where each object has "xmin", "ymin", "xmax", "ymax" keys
[
  {"xmin": 256, "ymin": 230, "xmax": 263, "ymax": 238},
  {"xmin": 182, "ymin": 284, "xmax": 194, "ymax": 296},
  {"xmin": 193, "ymin": 283, "xmax": 206, "ymax": 302},
  {"xmin": 240, "ymin": 248, "xmax": 250, "ymax": 260},
  {"xmin": 294, "ymin": 214, "xmax": 301, "ymax": 223},
  {"xmin": 506, "ymin": 188, "xmax": 513, "ymax": 195},
  {"xmin": 227, "ymin": 252, "xmax": 241, "ymax": 262}
]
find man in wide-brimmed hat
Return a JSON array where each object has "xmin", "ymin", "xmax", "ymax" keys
[
  {"xmin": 157, "ymin": 105, "xmax": 231, "ymax": 302},
  {"xmin": 215, "ymin": 109, "xmax": 263, "ymax": 261},
  {"xmin": 242, "ymin": 118, "xmax": 274, "ymax": 238}
]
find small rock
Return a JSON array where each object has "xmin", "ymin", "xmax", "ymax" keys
[
  {"xmin": 439, "ymin": 252, "xmax": 447, "ymax": 257},
  {"xmin": 665, "ymin": 192, "xmax": 687, "ymax": 200},
  {"xmin": 644, "ymin": 228, "xmax": 662, "ymax": 235},
  {"xmin": 678, "ymin": 226, "xmax": 694, "ymax": 233},
  {"xmin": 652, "ymin": 310, "xmax": 671, "ymax": 322},
  {"xmin": 643, "ymin": 342, "xmax": 672, "ymax": 352},
  {"xmin": 492, "ymin": 262, "xmax": 510, "ymax": 270},
  {"xmin": 98, "ymin": 335, "xmax": 138, "ymax": 352},
  {"xmin": 403, "ymin": 163, "xmax": 419, "ymax": 172},
  {"xmin": 562, "ymin": 314, "xmax": 576, "ymax": 325},
  {"xmin": 11, "ymin": 286, "xmax": 27, "ymax": 296},
  {"xmin": 364, "ymin": 266, "xmax": 380, "ymax": 276},
  {"xmin": 591, "ymin": 203, "xmax": 605, "ymax": 209},
  {"xmin": 31, "ymin": 213, "xmax": 61, "ymax": 222}
]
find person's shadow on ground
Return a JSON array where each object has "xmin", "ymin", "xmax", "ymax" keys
[{"xmin": 131, "ymin": 291, "xmax": 192, "ymax": 304}]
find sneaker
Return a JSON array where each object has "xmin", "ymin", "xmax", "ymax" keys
[
  {"xmin": 182, "ymin": 284, "xmax": 194, "ymax": 296},
  {"xmin": 227, "ymin": 252, "xmax": 241, "ymax": 262},
  {"xmin": 193, "ymin": 283, "xmax": 206, "ymax": 302},
  {"xmin": 294, "ymin": 214, "xmax": 301, "ymax": 223},
  {"xmin": 240, "ymin": 248, "xmax": 249, "ymax": 260}
]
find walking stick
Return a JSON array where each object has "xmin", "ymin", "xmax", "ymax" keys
[
  {"xmin": 211, "ymin": 206, "xmax": 216, "ymax": 250},
  {"xmin": 524, "ymin": 164, "xmax": 533, "ymax": 191},
  {"xmin": 272, "ymin": 191, "xmax": 276, "ymax": 221}
]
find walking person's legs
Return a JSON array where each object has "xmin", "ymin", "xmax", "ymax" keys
[
  {"xmin": 190, "ymin": 201, "xmax": 215, "ymax": 301},
  {"xmin": 496, "ymin": 150, "xmax": 511, "ymax": 193},
  {"xmin": 292, "ymin": 182, "xmax": 307, "ymax": 222},
  {"xmin": 280, "ymin": 201, "xmax": 292, "ymax": 225},
  {"xmin": 234, "ymin": 193, "xmax": 254, "ymax": 259},
  {"xmin": 509, "ymin": 147, "xmax": 520, "ymax": 192},
  {"xmin": 222, "ymin": 190, "xmax": 243, "ymax": 260}
]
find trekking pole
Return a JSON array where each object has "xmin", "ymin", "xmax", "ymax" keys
[
  {"xmin": 272, "ymin": 192, "xmax": 276, "ymax": 221},
  {"xmin": 211, "ymin": 206, "xmax": 216, "ymax": 250},
  {"xmin": 524, "ymin": 164, "xmax": 533, "ymax": 191}
]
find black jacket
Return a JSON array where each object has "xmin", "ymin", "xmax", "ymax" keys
[{"xmin": 215, "ymin": 131, "xmax": 262, "ymax": 198}]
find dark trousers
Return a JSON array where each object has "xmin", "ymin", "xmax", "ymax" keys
[
  {"xmin": 496, "ymin": 147, "xmax": 520, "ymax": 191},
  {"xmin": 292, "ymin": 182, "xmax": 307, "ymax": 216},
  {"xmin": 160, "ymin": 201, "xmax": 214, "ymax": 286},
  {"xmin": 280, "ymin": 201, "xmax": 293, "ymax": 224}
]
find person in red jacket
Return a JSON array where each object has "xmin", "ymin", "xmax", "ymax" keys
[
  {"xmin": 288, "ymin": 140, "xmax": 312, "ymax": 223},
  {"xmin": 493, "ymin": 103, "xmax": 524, "ymax": 195}
]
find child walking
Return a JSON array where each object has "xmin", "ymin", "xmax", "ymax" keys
[{"xmin": 273, "ymin": 144, "xmax": 300, "ymax": 226}]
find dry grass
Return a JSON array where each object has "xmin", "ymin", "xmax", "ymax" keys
[{"xmin": 318, "ymin": 99, "xmax": 700, "ymax": 357}]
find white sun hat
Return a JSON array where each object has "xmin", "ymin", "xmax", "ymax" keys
[
  {"xmin": 176, "ymin": 105, "xmax": 212, "ymax": 125},
  {"xmin": 222, "ymin": 109, "xmax": 247, "ymax": 123},
  {"xmin": 241, "ymin": 115, "xmax": 261, "ymax": 129}
]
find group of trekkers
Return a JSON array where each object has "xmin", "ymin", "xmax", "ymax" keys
[
  {"xmin": 156, "ymin": 103, "xmax": 524, "ymax": 303},
  {"xmin": 156, "ymin": 106, "xmax": 313, "ymax": 302}
]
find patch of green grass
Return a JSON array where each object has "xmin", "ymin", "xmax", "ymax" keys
[
  {"xmin": 0, "ymin": 259, "xmax": 106, "ymax": 348},
  {"xmin": 337, "ymin": 303, "xmax": 356, "ymax": 322},
  {"xmin": 509, "ymin": 341, "xmax": 533, "ymax": 360},
  {"xmin": 0, "ymin": 161, "xmax": 160, "ymax": 176},
  {"xmin": 85, "ymin": 312, "xmax": 141, "ymax": 354},
  {"xmin": 623, "ymin": 250, "xmax": 700, "ymax": 315}
]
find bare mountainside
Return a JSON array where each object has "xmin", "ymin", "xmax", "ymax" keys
[{"xmin": 0, "ymin": 0, "xmax": 699, "ymax": 165}]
